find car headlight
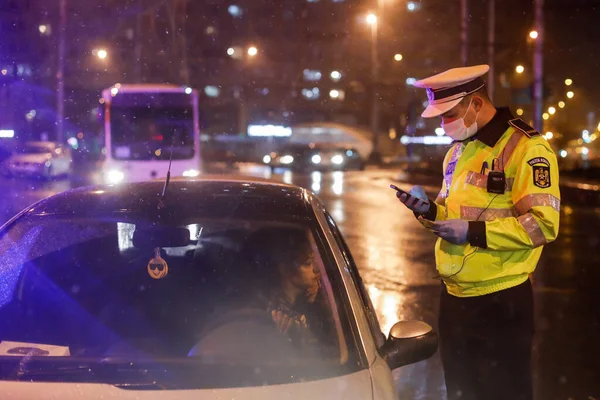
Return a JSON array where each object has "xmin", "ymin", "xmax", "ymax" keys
[
  {"xmin": 182, "ymin": 169, "xmax": 200, "ymax": 177},
  {"xmin": 331, "ymin": 154, "xmax": 344, "ymax": 165},
  {"xmin": 311, "ymin": 154, "xmax": 322, "ymax": 164},
  {"xmin": 263, "ymin": 155, "xmax": 272, "ymax": 164},
  {"xmin": 106, "ymin": 169, "xmax": 125, "ymax": 184},
  {"xmin": 280, "ymin": 155, "xmax": 294, "ymax": 164}
]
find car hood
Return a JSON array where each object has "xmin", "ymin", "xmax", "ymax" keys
[
  {"xmin": 0, "ymin": 370, "xmax": 373, "ymax": 400},
  {"xmin": 9, "ymin": 153, "xmax": 52, "ymax": 164}
]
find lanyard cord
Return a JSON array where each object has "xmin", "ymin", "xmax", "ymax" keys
[{"xmin": 435, "ymin": 193, "xmax": 501, "ymax": 279}]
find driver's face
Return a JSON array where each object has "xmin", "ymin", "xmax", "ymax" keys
[{"xmin": 290, "ymin": 255, "xmax": 321, "ymax": 301}]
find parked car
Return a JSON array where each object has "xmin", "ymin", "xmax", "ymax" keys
[
  {"xmin": 0, "ymin": 177, "xmax": 437, "ymax": 399},
  {"xmin": 4, "ymin": 141, "xmax": 72, "ymax": 179},
  {"xmin": 263, "ymin": 143, "xmax": 365, "ymax": 172}
]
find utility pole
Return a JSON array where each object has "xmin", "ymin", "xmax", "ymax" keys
[
  {"xmin": 57, "ymin": 0, "xmax": 66, "ymax": 143},
  {"xmin": 369, "ymin": 16, "xmax": 380, "ymax": 162},
  {"xmin": 533, "ymin": 0, "xmax": 544, "ymax": 132},
  {"xmin": 487, "ymin": 0, "xmax": 495, "ymax": 101},
  {"xmin": 461, "ymin": 0, "xmax": 468, "ymax": 66},
  {"xmin": 134, "ymin": 0, "xmax": 142, "ymax": 82}
]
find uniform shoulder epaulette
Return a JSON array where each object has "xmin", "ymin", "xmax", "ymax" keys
[{"xmin": 508, "ymin": 118, "xmax": 540, "ymax": 138}]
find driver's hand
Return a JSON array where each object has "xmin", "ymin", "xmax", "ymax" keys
[
  {"xmin": 305, "ymin": 281, "xmax": 320, "ymax": 303},
  {"xmin": 271, "ymin": 310, "xmax": 293, "ymax": 334},
  {"xmin": 397, "ymin": 185, "xmax": 430, "ymax": 214}
]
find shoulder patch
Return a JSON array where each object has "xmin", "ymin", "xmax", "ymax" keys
[
  {"xmin": 529, "ymin": 157, "xmax": 551, "ymax": 188},
  {"xmin": 508, "ymin": 118, "xmax": 540, "ymax": 138}
]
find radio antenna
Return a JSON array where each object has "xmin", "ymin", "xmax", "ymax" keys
[{"xmin": 158, "ymin": 138, "xmax": 175, "ymax": 209}]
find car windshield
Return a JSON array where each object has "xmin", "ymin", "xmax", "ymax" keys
[
  {"xmin": 0, "ymin": 215, "xmax": 359, "ymax": 388},
  {"xmin": 110, "ymin": 107, "xmax": 194, "ymax": 161}
]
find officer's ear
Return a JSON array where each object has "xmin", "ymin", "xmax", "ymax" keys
[{"xmin": 471, "ymin": 95, "xmax": 485, "ymax": 112}]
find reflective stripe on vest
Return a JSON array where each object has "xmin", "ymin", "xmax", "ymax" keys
[
  {"xmin": 514, "ymin": 193, "xmax": 561, "ymax": 215},
  {"xmin": 465, "ymin": 171, "xmax": 515, "ymax": 191},
  {"xmin": 517, "ymin": 213, "xmax": 547, "ymax": 247},
  {"xmin": 460, "ymin": 206, "xmax": 518, "ymax": 221}
]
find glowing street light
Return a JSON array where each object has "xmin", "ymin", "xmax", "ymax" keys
[
  {"xmin": 529, "ymin": 30, "xmax": 539, "ymax": 39},
  {"xmin": 566, "ymin": 91, "xmax": 574, "ymax": 99},
  {"xmin": 227, "ymin": 47, "xmax": 235, "ymax": 56},
  {"xmin": 247, "ymin": 46, "xmax": 258, "ymax": 56},
  {"xmin": 366, "ymin": 13, "xmax": 377, "ymax": 25},
  {"xmin": 565, "ymin": 78, "xmax": 573, "ymax": 86},
  {"xmin": 97, "ymin": 49, "xmax": 108, "ymax": 60},
  {"xmin": 542, "ymin": 113, "xmax": 549, "ymax": 120},
  {"xmin": 544, "ymin": 131, "xmax": 554, "ymax": 140},
  {"xmin": 516, "ymin": 65, "xmax": 525, "ymax": 74},
  {"xmin": 548, "ymin": 106, "xmax": 556, "ymax": 115},
  {"xmin": 558, "ymin": 101, "xmax": 566, "ymax": 108},
  {"xmin": 516, "ymin": 108, "xmax": 524, "ymax": 116},
  {"xmin": 394, "ymin": 53, "xmax": 403, "ymax": 62}
]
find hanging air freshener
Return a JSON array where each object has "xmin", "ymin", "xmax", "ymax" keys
[{"xmin": 147, "ymin": 247, "xmax": 168, "ymax": 279}]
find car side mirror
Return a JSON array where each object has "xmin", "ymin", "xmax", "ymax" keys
[{"xmin": 379, "ymin": 320, "xmax": 438, "ymax": 370}]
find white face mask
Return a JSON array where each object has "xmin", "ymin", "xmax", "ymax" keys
[{"xmin": 442, "ymin": 99, "xmax": 480, "ymax": 141}]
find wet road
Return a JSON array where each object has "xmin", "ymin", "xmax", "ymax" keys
[{"xmin": 0, "ymin": 166, "xmax": 598, "ymax": 400}]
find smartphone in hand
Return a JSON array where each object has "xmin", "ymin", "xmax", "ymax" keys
[{"xmin": 390, "ymin": 184, "xmax": 420, "ymax": 203}]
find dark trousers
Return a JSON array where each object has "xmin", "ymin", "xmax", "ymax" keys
[{"xmin": 439, "ymin": 280, "xmax": 534, "ymax": 400}]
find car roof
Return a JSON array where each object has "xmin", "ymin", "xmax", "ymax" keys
[{"xmin": 17, "ymin": 177, "xmax": 317, "ymax": 222}]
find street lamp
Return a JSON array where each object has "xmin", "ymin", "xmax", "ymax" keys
[
  {"xmin": 394, "ymin": 53, "xmax": 403, "ymax": 62},
  {"xmin": 548, "ymin": 106, "xmax": 556, "ymax": 115},
  {"xmin": 247, "ymin": 46, "xmax": 258, "ymax": 56},
  {"xmin": 558, "ymin": 101, "xmax": 566, "ymax": 108},
  {"xmin": 529, "ymin": 30, "xmax": 539, "ymax": 39},
  {"xmin": 93, "ymin": 48, "xmax": 108, "ymax": 60},
  {"xmin": 567, "ymin": 91, "xmax": 574, "ymax": 99},
  {"xmin": 565, "ymin": 78, "xmax": 573, "ymax": 86},
  {"xmin": 515, "ymin": 65, "xmax": 525, "ymax": 74},
  {"xmin": 366, "ymin": 13, "xmax": 377, "ymax": 25},
  {"xmin": 542, "ymin": 113, "xmax": 549, "ymax": 120},
  {"xmin": 516, "ymin": 108, "xmax": 524, "ymax": 116}
]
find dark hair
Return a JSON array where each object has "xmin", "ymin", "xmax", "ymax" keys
[
  {"xmin": 243, "ymin": 227, "xmax": 312, "ymax": 274},
  {"xmin": 463, "ymin": 86, "xmax": 492, "ymax": 104}
]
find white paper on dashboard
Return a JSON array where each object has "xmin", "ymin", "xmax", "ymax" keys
[{"xmin": 0, "ymin": 341, "xmax": 70, "ymax": 356}]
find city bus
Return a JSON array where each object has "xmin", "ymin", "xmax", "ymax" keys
[{"xmin": 100, "ymin": 84, "xmax": 201, "ymax": 184}]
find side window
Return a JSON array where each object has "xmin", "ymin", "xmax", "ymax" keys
[{"xmin": 324, "ymin": 212, "xmax": 386, "ymax": 348}]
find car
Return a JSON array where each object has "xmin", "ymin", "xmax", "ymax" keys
[
  {"xmin": 263, "ymin": 143, "xmax": 365, "ymax": 172},
  {"xmin": 4, "ymin": 141, "xmax": 72, "ymax": 179},
  {"xmin": 0, "ymin": 177, "xmax": 437, "ymax": 399}
]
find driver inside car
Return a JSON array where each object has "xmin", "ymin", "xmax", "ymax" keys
[
  {"xmin": 254, "ymin": 228, "xmax": 323, "ymax": 348},
  {"xmin": 188, "ymin": 227, "xmax": 332, "ymax": 361}
]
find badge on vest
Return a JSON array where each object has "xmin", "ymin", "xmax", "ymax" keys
[{"xmin": 528, "ymin": 157, "xmax": 551, "ymax": 188}]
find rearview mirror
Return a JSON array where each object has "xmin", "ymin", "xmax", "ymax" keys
[
  {"xmin": 379, "ymin": 320, "xmax": 438, "ymax": 370},
  {"xmin": 132, "ymin": 226, "xmax": 191, "ymax": 248}
]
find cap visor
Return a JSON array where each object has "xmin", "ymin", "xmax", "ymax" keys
[{"xmin": 421, "ymin": 98, "xmax": 463, "ymax": 118}]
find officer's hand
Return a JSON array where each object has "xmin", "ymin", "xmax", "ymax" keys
[
  {"xmin": 432, "ymin": 219, "xmax": 469, "ymax": 245},
  {"xmin": 397, "ymin": 185, "xmax": 430, "ymax": 214}
]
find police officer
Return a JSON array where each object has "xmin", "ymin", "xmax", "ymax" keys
[{"xmin": 397, "ymin": 65, "xmax": 560, "ymax": 400}]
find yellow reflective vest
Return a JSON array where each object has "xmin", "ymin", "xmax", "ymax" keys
[{"xmin": 420, "ymin": 110, "xmax": 560, "ymax": 297}]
